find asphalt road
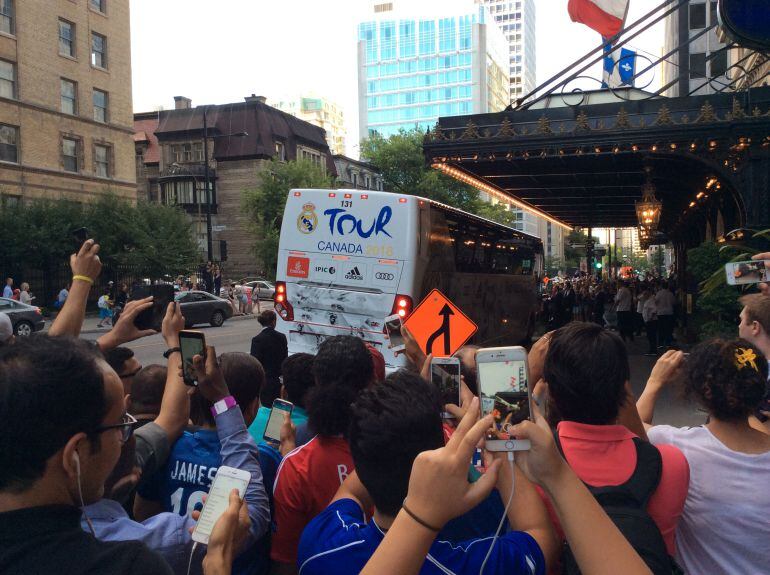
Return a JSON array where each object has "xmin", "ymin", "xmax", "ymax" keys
[
  {"xmin": 81, "ymin": 318, "xmax": 705, "ymax": 429},
  {"xmin": 81, "ymin": 315, "xmax": 263, "ymax": 367}
]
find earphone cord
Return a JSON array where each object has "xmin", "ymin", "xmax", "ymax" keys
[
  {"xmin": 76, "ymin": 462, "xmax": 96, "ymax": 537},
  {"xmin": 479, "ymin": 451, "xmax": 516, "ymax": 575},
  {"xmin": 186, "ymin": 542, "xmax": 199, "ymax": 575}
]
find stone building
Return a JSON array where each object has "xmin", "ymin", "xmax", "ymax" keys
[
  {"xmin": 0, "ymin": 0, "xmax": 136, "ymax": 203},
  {"xmin": 333, "ymin": 154, "xmax": 384, "ymax": 191},
  {"xmin": 134, "ymin": 96, "xmax": 335, "ymax": 277}
]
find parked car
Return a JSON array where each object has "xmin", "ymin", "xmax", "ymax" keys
[
  {"xmin": 174, "ymin": 290, "xmax": 233, "ymax": 328},
  {"xmin": 244, "ymin": 280, "xmax": 275, "ymax": 301},
  {"xmin": 218, "ymin": 279, "xmax": 275, "ymax": 301},
  {"xmin": 0, "ymin": 297, "xmax": 45, "ymax": 336}
]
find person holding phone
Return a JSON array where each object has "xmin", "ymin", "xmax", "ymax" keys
[
  {"xmin": 356, "ymin": 401, "xmax": 657, "ymax": 575},
  {"xmin": 134, "ymin": 347, "xmax": 270, "ymax": 574},
  {"xmin": 639, "ymin": 339, "xmax": 770, "ymax": 575},
  {"xmin": 540, "ymin": 322, "xmax": 689, "ymax": 571},
  {"xmin": 297, "ymin": 371, "xmax": 558, "ymax": 575}
]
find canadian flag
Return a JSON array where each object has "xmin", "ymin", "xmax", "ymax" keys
[{"xmin": 568, "ymin": 0, "xmax": 630, "ymax": 38}]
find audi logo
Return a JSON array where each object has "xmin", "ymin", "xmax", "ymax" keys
[{"xmin": 375, "ymin": 272, "xmax": 395, "ymax": 281}]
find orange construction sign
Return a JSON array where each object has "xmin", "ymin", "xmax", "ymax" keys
[{"xmin": 404, "ymin": 289, "xmax": 478, "ymax": 357}]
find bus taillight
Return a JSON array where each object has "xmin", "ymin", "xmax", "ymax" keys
[
  {"xmin": 391, "ymin": 295, "xmax": 413, "ymax": 319},
  {"xmin": 274, "ymin": 281, "xmax": 294, "ymax": 321}
]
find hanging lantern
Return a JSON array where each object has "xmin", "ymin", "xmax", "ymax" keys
[{"xmin": 635, "ymin": 166, "xmax": 662, "ymax": 232}]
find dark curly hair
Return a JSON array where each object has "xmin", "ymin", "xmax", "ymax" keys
[
  {"xmin": 307, "ymin": 336, "xmax": 373, "ymax": 437},
  {"xmin": 684, "ymin": 338, "xmax": 768, "ymax": 421}
]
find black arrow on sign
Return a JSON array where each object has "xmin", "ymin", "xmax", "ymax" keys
[{"xmin": 426, "ymin": 304, "xmax": 454, "ymax": 356}]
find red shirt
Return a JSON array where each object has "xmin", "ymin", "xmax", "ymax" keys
[
  {"xmin": 540, "ymin": 421, "xmax": 689, "ymax": 556},
  {"xmin": 271, "ymin": 435, "xmax": 354, "ymax": 564}
]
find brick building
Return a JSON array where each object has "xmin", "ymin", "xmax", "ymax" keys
[
  {"xmin": 0, "ymin": 0, "xmax": 136, "ymax": 203},
  {"xmin": 134, "ymin": 96, "xmax": 335, "ymax": 277}
]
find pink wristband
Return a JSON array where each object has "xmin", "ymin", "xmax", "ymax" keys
[{"xmin": 211, "ymin": 396, "xmax": 237, "ymax": 418}]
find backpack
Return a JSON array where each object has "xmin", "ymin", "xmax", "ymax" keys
[{"xmin": 555, "ymin": 433, "xmax": 674, "ymax": 575}]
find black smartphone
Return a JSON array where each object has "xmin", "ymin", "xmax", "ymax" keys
[
  {"xmin": 179, "ymin": 330, "xmax": 206, "ymax": 386},
  {"xmin": 72, "ymin": 227, "xmax": 89, "ymax": 246},
  {"xmin": 133, "ymin": 284, "xmax": 175, "ymax": 331}
]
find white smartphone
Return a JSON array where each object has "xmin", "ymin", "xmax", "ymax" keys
[
  {"xmin": 725, "ymin": 260, "xmax": 770, "ymax": 285},
  {"xmin": 191, "ymin": 466, "xmax": 251, "ymax": 545},
  {"xmin": 263, "ymin": 398, "xmax": 293, "ymax": 444},
  {"xmin": 384, "ymin": 313, "xmax": 405, "ymax": 352},
  {"xmin": 476, "ymin": 346, "xmax": 532, "ymax": 452},
  {"xmin": 431, "ymin": 356, "xmax": 461, "ymax": 418}
]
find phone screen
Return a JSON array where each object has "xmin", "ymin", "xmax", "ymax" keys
[
  {"xmin": 264, "ymin": 401, "xmax": 293, "ymax": 443},
  {"xmin": 478, "ymin": 359, "xmax": 530, "ymax": 440},
  {"xmin": 179, "ymin": 333, "xmax": 205, "ymax": 385},
  {"xmin": 431, "ymin": 362, "xmax": 460, "ymax": 407},
  {"xmin": 385, "ymin": 316, "xmax": 404, "ymax": 349},
  {"xmin": 192, "ymin": 469, "xmax": 250, "ymax": 543},
  {"xmin": 726, "ymin": 260, "xmax": 770, "ymax": 285}
]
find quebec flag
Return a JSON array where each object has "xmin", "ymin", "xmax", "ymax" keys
[{"xmin": 602, "ymin": 42, "xmax": 636, "ymax": 88}]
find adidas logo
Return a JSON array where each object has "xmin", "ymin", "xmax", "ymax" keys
[{"xmin": 345, "ymin": 266, "xmax": 364, "ymax": 281}]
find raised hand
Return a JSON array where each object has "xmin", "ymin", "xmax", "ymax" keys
[
  {"xmin": 70, "ymin": 239, "xmax": 102, "ymax": 282},
  {"xmin": 403, "ymin": 397, "xmax": 501, "ymax": 530}
]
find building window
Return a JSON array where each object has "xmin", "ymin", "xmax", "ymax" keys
[
  {"xmin": 710, "ymin": 50, "xmax": 727, "ymax": 77},
  {"xmin": 275, "ymin": 141, "xmax": 285, "ymax": 161},
  {"xmin": 60, "ymin": 79, "xmax": 77, "ymax": 115},
  {"xmin": 298, "ymin": 146, "xmax": 325, "ymax": 169},
  {"xmin": 94, "ymin": 143, "xmax": 110, "ymax": 177},
  {"xmin": 59, "ymin": 19, "xmax": 75, "ymax": 58},
  {"xmin": 91, "ymin": 32, "xmax": 107, "ymax": 68},
  {"xmin": 364, "ymin": 175, "xmax": 371, "ymax": 189},
  {"xmin": 62, "ymin": 137, "xmax": 79, "ymax": 172},
  {"xmin": 93, "ymin": 89, "xmax": 108, "ymax": 122},
  {"xmin": 352, "ymin": 172, "xmax": 358, "ymax": 187},
  {"xmin": 0, "ymin": 59, "xmax": 15, "ymax": 99},
  {"xmin": 89, "ymin": 0, "xmax": 105, "ymax": 13},
  {"xmin": 689, "ymin": 3, "xmax": 706, "ymax": 30},
  {"xmin": 0, "ymin": 123, "xmax": 18, "ymax": 163},
  {"xmin": 689, "ymin": 52, "xmax": 707, "ymax": 79},
  {"xmin": 1, "ymin": 0, "xmax": 14, "ymax": 35}
]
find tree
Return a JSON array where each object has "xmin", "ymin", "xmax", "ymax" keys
[
  {"xmin": 0, "ymin": 194, "xmax": 200, "ymax": 279},
  {"xmin": 360, "ymin": 129, "xmax": 479, "ymax": 212},
  {"xmin": 242, "ymin": 159, "xmax": 335, "ymax": 278},
  {"xmin": 563, "ymin": 229, "xmax": 586, "ymax": 269}
]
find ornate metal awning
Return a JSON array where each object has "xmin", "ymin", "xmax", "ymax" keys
[{"xmin": 424, "ymin": 86, "xmax": 770, "ymax": 243}]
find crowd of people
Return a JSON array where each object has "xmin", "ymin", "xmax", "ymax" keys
[
  {"xmin": 1, "ymin": 238, "xmax": 769, "ymax": 575},
  {"xmin": 542, "ymin": 275, "xmax": 679, "ymax": 354}
]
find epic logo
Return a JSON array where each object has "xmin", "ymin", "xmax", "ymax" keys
[
  {"xmin": 315, "ymin": 266, "xmax": 336, "ymax": 274},
  {"xmin": 323, "ymin": 206, "xmax": 393, "ymax": 239}
]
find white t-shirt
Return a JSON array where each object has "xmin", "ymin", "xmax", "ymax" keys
[
  {"xmin": 647, "ymin": 425, "xmax": 770, "ymax": 575},
  {"xmin": 615, "ymin": 287, "xmax": 632, "ymax": 311},
  {"xmin": 655, "ymin": 289, "xmax": 675, "ymax": 315}
]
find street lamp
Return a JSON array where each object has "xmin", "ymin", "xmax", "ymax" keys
[
  {"xmin": 635, "ymin": 166, "xmax": 662, "ymax": 233},
  {"xmin": 202, "ymin": 105, "xmax": 248, "ymax": 261}
]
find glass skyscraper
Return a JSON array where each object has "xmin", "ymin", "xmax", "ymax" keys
[
  {"xmin": 481, "ymin": 0, "xmax": 537, "ymax": 101},
  {"xmin": 357, "ymin": 1, "xmax": 510, "ymax": 140}
]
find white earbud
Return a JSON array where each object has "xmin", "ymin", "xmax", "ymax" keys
[{"xmin": 73, "ymin": 450, "xmax": 96, "ymax": 537}]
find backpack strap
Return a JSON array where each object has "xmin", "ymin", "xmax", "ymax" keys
[{"xmin": 590, "ymin": 438, "xmax": 662, "ymax": 508}]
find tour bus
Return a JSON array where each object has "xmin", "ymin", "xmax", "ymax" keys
[{"xmin": 274, "ymin": 189, "xmax": 544, "ymax": 368}]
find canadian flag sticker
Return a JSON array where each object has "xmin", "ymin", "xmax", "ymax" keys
[{"xmin": 287, "ymin": 256, "xmax": 310, "ymax": 278}]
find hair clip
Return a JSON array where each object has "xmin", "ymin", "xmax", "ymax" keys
[{"xmin": 735, "ymin": 347, "xmax": 759, "ymax": 372}]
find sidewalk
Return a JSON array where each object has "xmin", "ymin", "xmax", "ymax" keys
[{"xmin": 50, "ymin": 310, "xmax": 260, "ymax": 335}]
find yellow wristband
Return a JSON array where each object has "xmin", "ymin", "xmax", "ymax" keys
[{"xmin": 72, "ymin": 275, "xmax": 94, "ymax": 285}]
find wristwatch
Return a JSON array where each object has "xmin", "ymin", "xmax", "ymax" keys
[
  {"xmin": 163, "ymin": 347, "xmax": 181, "ymax": 359},
  {"xmin": 211, "ymin": 396, "xmax": 237, "ymax": 418}
]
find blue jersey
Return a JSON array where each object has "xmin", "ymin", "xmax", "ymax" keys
[
  {"xmin": 138, "ymin": 427, "xmax": 221, "ymax": 516},
  {"xmin": 297, "ymin": 499, "xmax": 544, "ymax": 575}
]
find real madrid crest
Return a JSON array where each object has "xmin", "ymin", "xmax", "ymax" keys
[{"xmin": 297, "ymin": 203, "xmax": 318, "ymax": 235}]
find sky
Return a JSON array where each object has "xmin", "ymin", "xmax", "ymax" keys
[{"xmin": 130, "ymin": 0, "xmax": 665, "ymax": 158}]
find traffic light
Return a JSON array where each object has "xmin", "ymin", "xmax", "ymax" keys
[{"xmin": 595, "ymin": 261, "xmax": 603, "ymax": 269}]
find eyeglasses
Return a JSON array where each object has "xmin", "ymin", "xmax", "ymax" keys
[{"xmin": 93, "ymin": 413, "xmax": 138, "ymax": 443}]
